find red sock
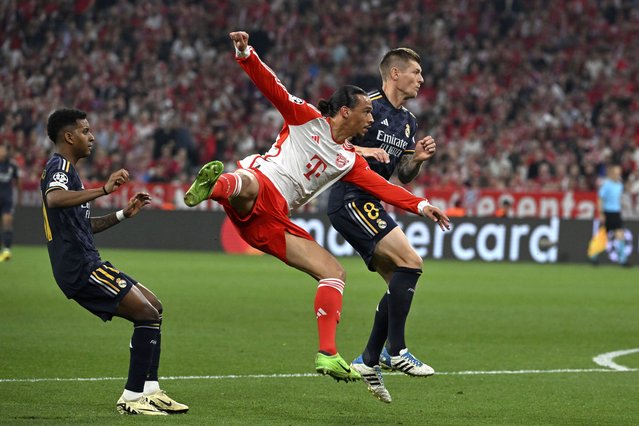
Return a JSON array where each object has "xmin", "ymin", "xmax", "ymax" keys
[
  {"xmin": 314, "ymin": 278, "xmax": 344, "ymax": 355},
  {"xmin": 210, "ymin": 173, "xmax": 242, "ymax": 201}
]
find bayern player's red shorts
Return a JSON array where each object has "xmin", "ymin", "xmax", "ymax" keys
[{"xmin": 219, "ymin": 168, "xmax": 314, "ymax": 263}]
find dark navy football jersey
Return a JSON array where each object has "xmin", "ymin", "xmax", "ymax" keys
[
  {"xmin": 0, "ymin": 160, "xmax": 19, "ymax": 200},
  {"xmin": 327, "ymin": 89, "xmax": 417, "ymax": 213},
  {"xmin": 41, "ymin": 154, "xmax": 101, "ymax": 298}
]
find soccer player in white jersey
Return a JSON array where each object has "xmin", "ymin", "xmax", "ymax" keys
[{"xmin": 184, "ymin": 31, "xmax": 450, "ymax": 384}]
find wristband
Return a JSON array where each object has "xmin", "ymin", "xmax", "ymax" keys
[
  {"xmin": 116, "ymin": 210, "xmax": 126, "ymax": 222},
  {"xmin": 417, "ymin": 200, "xmax": 432, "ymax": 216},
  {"xmin": 102, "ymin": 186, "xmax": 108, "ymax": 195},
  {"xmin": 235, "ymin": 45, "xmax": 251, "ymax": 58}
]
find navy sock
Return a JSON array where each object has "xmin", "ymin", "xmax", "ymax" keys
[
  {"xmin": 387, "ymin": 267, "xmax": 421, "ymax": 356},
  {"xmin": 147, "ymin": 315, "xmax": 162, "ymax": 382},
  {"xmin": 125, "ymin": 321, "xmax": 160, "ymax": 392},
  {"xmin": 362, "ymin": 292, "xmax": 388, "ymax": 367},
  {"xmin": 2, "ymin": 230, "xmax": 12, "ymax": 249}
]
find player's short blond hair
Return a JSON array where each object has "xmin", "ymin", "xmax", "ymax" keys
[{"xmin": 379, "ymin": 48, "xmax": 422, "ymax": 82}]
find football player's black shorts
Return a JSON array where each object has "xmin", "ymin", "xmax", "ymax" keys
[
  {"xmin": 604, "ymin": 212, "xmax": 623, "ymax": 232},
  {"xmin": 0, "ymin": 196, "xmax": 13, "ymax": 215},
  {"xmin": 72, "ymin": 261, "xmax": 135, "ymax": 321},
  {"xmin": 328, "ymin": 199, "xmax": 397, "ymax": 272}
]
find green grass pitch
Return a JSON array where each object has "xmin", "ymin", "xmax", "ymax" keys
[{"xmin": 1, "ymin": 245, "xmax": 637, "ymax": 425}]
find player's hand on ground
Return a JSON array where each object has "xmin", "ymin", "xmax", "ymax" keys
[
  {"xmin": 229, "ymin": 31, "xmax": 249, "ymax": 52},
  {"xmin": 421, "ymin": 204, "xmax": 450, "ymax": 231},
  {"xmin": 123, "ymin": 192, "xmax": 152, "ymax": 218},
  {"xmin": 357, "ymin": 146, "xmax": 390, "ymax": 163},
  {"xmin": 105, "ymin": 169, "xmax": 129, "ymax": 194},
  {"xmin": 413, "ymin": 136, "xmax": 436, "ymax": 161}
]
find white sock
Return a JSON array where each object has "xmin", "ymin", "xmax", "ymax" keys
[
  {"xmin": 122, "ymin": 389, "xmax": 144, "ymax": 401},
  {"xmin": 143, "ymin": 380, "xmax": 161, "ymax": 395}
]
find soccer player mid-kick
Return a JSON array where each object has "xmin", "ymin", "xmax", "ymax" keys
[{"xmin": 184, "ymin": 31, "xmax": 450, "ymax": 384}]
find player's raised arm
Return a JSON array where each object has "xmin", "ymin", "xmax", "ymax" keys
[
  {"xmin": 229, "ymin": 31, "xmax": 320, "ymax": 125},
  {"xmin": 397, "ymin": 135, "xmax": 436, "ymax": 184}
]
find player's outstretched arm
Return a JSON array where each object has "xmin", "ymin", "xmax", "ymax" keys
[
  {"xmin": 229, "ymin": 30, "xmax": 319, "ymax": 125},
  {"xmin": 342, "ymin": 155, "xmax": 450, "ymax": 231},
  {"xmin": 46, "ymin": 169, "xmax": 130, "ymax": 209},
  {"xmin": 91, "ymin": 192, "xmax": 152, "ymax": 234}
]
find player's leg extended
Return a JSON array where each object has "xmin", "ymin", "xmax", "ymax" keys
[
  {"xmin": 184, "ymin": 162, "xmax": 260, "ymax": 216},
  {"xmin": 134, "ymin": 283, "xmax": 188, "ymax": 414},
  {"xmin": 373, "ymin": 228, "xmax": 434, "ymax": 376},
  {"xmin": 284, "ymin": 234, "xmax": 360, "ymax": 382},
  {"xmin": 114, "ymin": 286, "xmax": 166, "ymax": 415}
]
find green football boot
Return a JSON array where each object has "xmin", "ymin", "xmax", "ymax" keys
[
  {"xmin": 183, "ymin": 161, "xmax": 224, "ymax": 207},
  {"xmin": 315, "ymin": 352, "xmax": 361, "ymax": 382}
]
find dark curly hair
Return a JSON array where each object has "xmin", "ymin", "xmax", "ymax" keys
[{"xmin": 46, "ymin": 108, "xmax": 87, "ymax": 144}]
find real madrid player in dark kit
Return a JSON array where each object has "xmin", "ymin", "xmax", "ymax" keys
[
  {"xmin": 328, "ymin": 48, "xmax": 437, "ymax": 403},
  {"xmin": 0, "ymin": 144, "xmax": 20, "ymax": 261},
  {"xmin": 42, "ymin": 109, "xmax": 188, "ymax": 415}
]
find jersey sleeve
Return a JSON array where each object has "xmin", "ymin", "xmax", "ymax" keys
[
  {"xmin": 43, "ymin": 164, "xmax": 71, "ymax": 196},
  {"xmin": 341, "ymin": 155, "xmax": 427, "ymax": 215},
  {"xmin": 236, "ymin": 47, "xmax": 321, "ymax": 125},
  {"xmin": 597, "ymin": 182, "xmax": 607, "ymax": 199}
]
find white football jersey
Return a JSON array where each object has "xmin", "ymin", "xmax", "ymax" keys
[
  {"xmin": 236, "ymin": 47, "xmax": 428, "ymax": 216},
  {"xmin": 239, "ymin": 118, "xmax": 358, "ymax": 211}
]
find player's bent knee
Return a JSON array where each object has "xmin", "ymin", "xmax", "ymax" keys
[
  {"xmin": 135, "ymin": 303, "xmax": 160, "ymax": 323},
  {"xmin": 153, "ymin": 299, "xmax": 163, "ymax": 315},
  {"xmin": 403, "ymin": 253, "xmax": 423, "ymax": 270},
  {"xmin": 325, "ymin": 264, "xmax": 346, "ymax": 282}
]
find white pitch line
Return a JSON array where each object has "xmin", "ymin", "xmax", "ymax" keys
[
  {"xmin": 2, "ymin": 349, "xmax": 637, "ymax": 384},
  {"xmin": 0, "ymin": 368, "xmax": 633, "ymax": 384},
  {"xmin": 592, "ymin": 348, "xmax": 639, "ymax": 371}
]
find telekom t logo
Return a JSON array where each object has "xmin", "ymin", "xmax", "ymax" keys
[{"xmin": 304, "ymin": 155, "xmax": 327, "ymax": 180}]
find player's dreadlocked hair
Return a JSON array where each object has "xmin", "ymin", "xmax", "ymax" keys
[
  {"xmin": 317, "ymin": 85, "xmax": 367, "ymax": 117},
  {"xmin": 379, "ymin": 47, "xmax": 421, "ymax": 82},
  {"xmin": 46, "ymin": 108, "xmax": 87, "ymax": 144}
]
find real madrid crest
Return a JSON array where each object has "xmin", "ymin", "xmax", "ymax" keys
[{"xmin": 405, "ymin": 124, "xmax": 411, "ymax": 138}]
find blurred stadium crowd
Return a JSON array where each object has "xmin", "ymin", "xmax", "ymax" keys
[{"xmin": 1, "ymin": 0, "xmax": 639, "ymax": 195}]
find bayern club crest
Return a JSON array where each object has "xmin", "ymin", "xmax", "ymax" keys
[{"xmin": 336, "ymin": 153, "xmax": 348, "ymax": 167}]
